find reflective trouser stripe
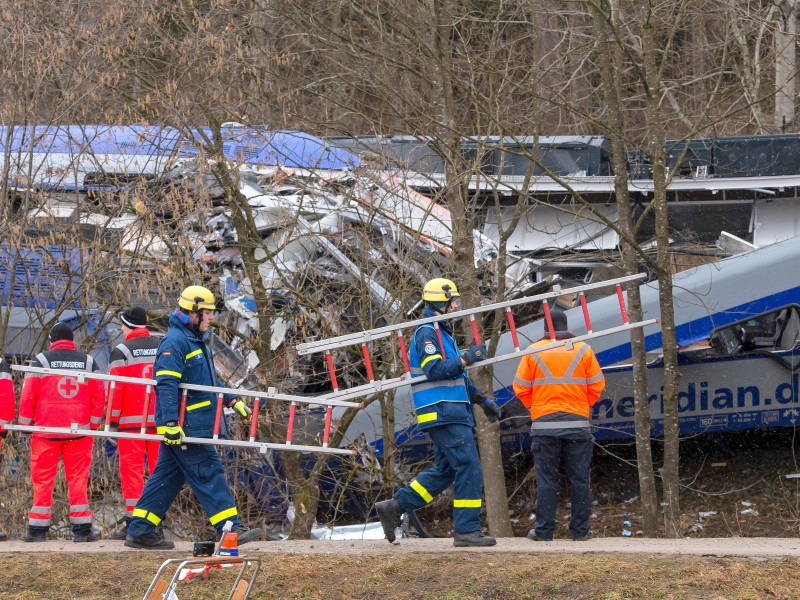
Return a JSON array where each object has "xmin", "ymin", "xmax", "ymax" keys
[
  {"xmin": 453, "ymin": 499, "xmax": 482, "ymax": 508},
  {"xmin": 410, "ymin": 480, "xmax": 433, "ymax": 503},
  {"xmin": 30, "ymin": 436, "xmax": 93, "ymax": 529},
  {"xmin": 132, "ymin": 507, "xmax": 162, "ymax": 526},
  {"xmin": 29, "ymin": 505, "xmax": 52, "ymax": 527},
  {"xmin": 209, "ymin": 506, "xmax": 238, "ymax": 526},
  {"xmin": 70, "ymin": 503, "xmax": 93, "ymax": 524}
]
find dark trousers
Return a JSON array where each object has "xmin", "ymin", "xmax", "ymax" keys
[
  {"xmin": 127, "ymin": 443, "xmax": 240, "ymax": 538},
  {"xmin": 531, "ymin": 436, "xmax": 593, "ymax": 539},
  {"xmin": 394, "ymin": 423, "xmax": 484, "ymax": 534}
]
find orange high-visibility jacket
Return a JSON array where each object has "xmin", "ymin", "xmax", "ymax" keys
[{"xmin": 513, "ymin": 337, "xmax": 605, "ymax": 421}]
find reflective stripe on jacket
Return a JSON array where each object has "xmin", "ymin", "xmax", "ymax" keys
[
  {"xmin": 18, "ymin": 340, "xmax": 106, "ymax": 439},
  {"xmin": 512, "ymin": 335, "xmax": 605, "ymax": 422},
  {"xmin": 108, "ymin": 328, "xmax": 159, "ymax": 431}
]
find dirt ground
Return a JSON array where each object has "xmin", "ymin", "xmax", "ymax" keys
[
  {"xmin": 2, "ymin": 538, "xmax": 800, "ymax": 599},
  {"xmin": 5, "ymin": 429, "xmax": 800, "ymax": 599}
]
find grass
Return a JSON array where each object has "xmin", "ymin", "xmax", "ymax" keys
[{"xmin": 1, "ymin": 553, "xmax": 800, "ymax": 600}]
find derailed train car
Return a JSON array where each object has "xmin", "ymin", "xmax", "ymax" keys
[
  {"xmin": 335, "ymin": 235, "xmax": 800, "ymax": 464},
  {"xmin": 492, "ymin": 234, "xmax": 800, "ymax": 445}
]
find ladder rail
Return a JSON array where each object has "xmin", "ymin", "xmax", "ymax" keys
[
  {"xmin": 286, "ymin": 318, "xmax": 659, "ymax": 403},
  {"xmin": 12, "ymin": 365, "xmax": 363, "ymax": 409},
  {"xmin": 296, "ymin": 273, "xmax": 647, "ymax": 355},
  {"xmin": 3, "ymin": 423, "xmax": 356, "ymax": 456}
]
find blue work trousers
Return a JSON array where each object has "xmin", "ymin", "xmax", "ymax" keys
[
  {"xmin": 394, "ymin": 423, "xmax": 484, "ymax": 534},
  {"xmin": 127, "ymin": 443, "xmax": 239, "ymax": 538},
  {"xmin": 531, "ymin": 436, "xmax": 593, "ymax": 540}
]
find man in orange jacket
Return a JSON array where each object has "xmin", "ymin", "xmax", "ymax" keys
[
  {"xmin": 108, "ymin": 307, "xmax": 161, "ymax": 540},
  {"xmin": 513, "ymin": 310, "xmax": 605, "ymax": 541},
  {"xmin": 0, "ymin": 357, "xmax": 16, "ymax": 541},
  {"xmin": 19, "ymin": 323, "xmax": 106, "ymax": 542}
]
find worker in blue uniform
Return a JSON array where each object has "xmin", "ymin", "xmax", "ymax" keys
[
  {"xmin": 125, "ymin": 285, "xmax": 262, "ymax": 549},
  {"xmin": 375, "ymin": 278, "xmax": 502, "ymax": 547}
]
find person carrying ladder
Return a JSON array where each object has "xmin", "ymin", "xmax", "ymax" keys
[{"xmin": 376, "ymin": 278, "xmax": 501, "ymax": 547}]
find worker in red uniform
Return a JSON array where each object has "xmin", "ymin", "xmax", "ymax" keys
[
  {"xmin": 18, "ymin": 323, "xmax": 106, "ymax": 542},
  {"xmin": 108, "ymin": 307, "xmax": 161, "ymax": 540},
  {"xmin": 0, "ymin": 357, "xmax": 16, "ymax": 541}
]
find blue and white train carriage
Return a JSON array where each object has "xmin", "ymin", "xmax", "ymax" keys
[{"xmin": 338, "ymin": 234, "xmax": 800, "ymax": 461}]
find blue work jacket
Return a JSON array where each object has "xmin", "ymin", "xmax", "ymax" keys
[
  {"xmin": 153, "ymin": 312, "xmax": 236, "ymax": 438},
  {"xmin": 408, "ymin": 307, "xmax": 479, "ymax": 430}
]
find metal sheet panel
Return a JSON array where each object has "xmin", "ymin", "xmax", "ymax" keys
[
  {"xmin": 752, "ymin": 198, "xmax": 800, "ymax": 246},
  {"xmin": 483, "ymin": 203, "xmax": 619, "ymax": 252}
]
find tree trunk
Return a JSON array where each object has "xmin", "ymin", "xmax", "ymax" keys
[
  {"xmin": 426, "ymin": 0, "xmax": 512, "ymax": 537},
  {"xmin": 591, "ymin": 0, "xmax": 660, "ymax": 537},
  {"xmin": 641, "ymin": 6, "xmax": 682, "ymax": 539},
  {"xmin": 775, "ymin": 0, "xmax": 797, "ymax": 130}
]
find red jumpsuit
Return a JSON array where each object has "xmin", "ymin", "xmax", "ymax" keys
[
  {"xmin": 18, "ymin": 340, "xmax": 105, "ymax": 531},
  {"xmin": 0, "ymin": 358, "xmax": 16, "ymax": 450},
  {"xmin": 108, "ymin": 327, "xmax": 160, "ymax": 516}
]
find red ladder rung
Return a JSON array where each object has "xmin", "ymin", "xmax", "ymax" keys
[
  {"xmin": 103, "ymin": 381, "xmax": 116, "ymax": 431},
  {"xmin": 361, "ymin": 344, "xmax": 375, "ymax": 382},
  {"xmin": 469, "ymin": 314, "xmax": 482, "ymax": 345},
  {"xmin": 396, "ymin": 330, "xmax": 412, "ymax": 377},
  {"xmin": 286, "ymin": 401, "xmax": 297, "ymax": 445},
  {"xmin": 616, "ymin": 284, "xmax": 629, "ymax": 324},
  {"xmin": 325, "ymin": 351, "xmax": 339, "ymax": 393},
  {"xmin": 322, "ymin": 406, "xmax": 333, "ymax": 448},
  {"xmin": 505, "ymin": 307, "xmax": 521, "ymax": 352},
  {"xmin": 248, "ymin": 399, "xmax": 260, "ymax": 442},
  {"xmin": 580, "ymin": 292, "xmax": 593, "ymax": 333},
  {"xmin": 542, "ymin": 302, "xmax": 556, "ymax": 341},
  {"xmin": 139, "ymin": 384, "xmax": 152, "ymax": 435},
  {"xmin": 179, "ymin": 389, "xmax": 188, "ymax": 428},
  {"xmin": 212, "ymin": 393, "xmax": 224, "ymax": 440}
]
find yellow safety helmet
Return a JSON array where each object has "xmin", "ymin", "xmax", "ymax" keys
[
  {"xmin": 178, "ymin": 285, "xmax": 216, "ymax": 312},
  {"xmin": 422, "ymin": 278, "xmax": 460, "ymax": 302}
]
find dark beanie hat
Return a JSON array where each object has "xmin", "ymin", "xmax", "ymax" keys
[
  {"xmin": 551, "ymin": 309, "xmax": 569, "ymax": 332},
  {"xmin": 121, "ymin": 307, "xmax": 148, "ymax": 328},
  {"xmin": 49, "ymin": 322, "xmax": 74, "ymax": 343}
]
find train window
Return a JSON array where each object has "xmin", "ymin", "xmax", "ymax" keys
[{"xmin": 710, "ymin": 306, "xmax": 800, "ymax": 355}]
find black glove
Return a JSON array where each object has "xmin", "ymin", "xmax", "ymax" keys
[
  {"xmin": 474, "ymin": 395, "xmax": 502, "ymax": 423},
  {"xmin": 462, "ymin": 343, "xmax": 488, "ymax": 366},
  {"xmin": 0, "ymin": 430, "xmax": 6, "ymax": 439}
]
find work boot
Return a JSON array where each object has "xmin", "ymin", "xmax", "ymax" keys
[
  {"xmin": 111, "ymin": 517, "xmax": 132, "ymax": 541},
  {"xmin": 23, "ymin": 526, "xmax": 48, "ymax": 543},
  {"xmin": 0, "ymin": 527, "xmax": 7, "ymax": 542},
  {"xmin": 453, "ymin": 530, "xmax": 496, "ymax": 547},
  {"xmin": 73, "ymin": 531, "xmax": 100, "ymax": 543},
  {"xmin": 231, "ymin": 524, "xmax": 263, "ymax": 545},
  {"xmin": 124, "ymin": 532, "xmax": 176, "ymax": 550},
  {"xmin": 527, "ymin": 529, "xmax": 552, "ymax": 542},
  {"xmin": 375, "ymin": 499, "xmax": 404, "ymax": 543}
]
